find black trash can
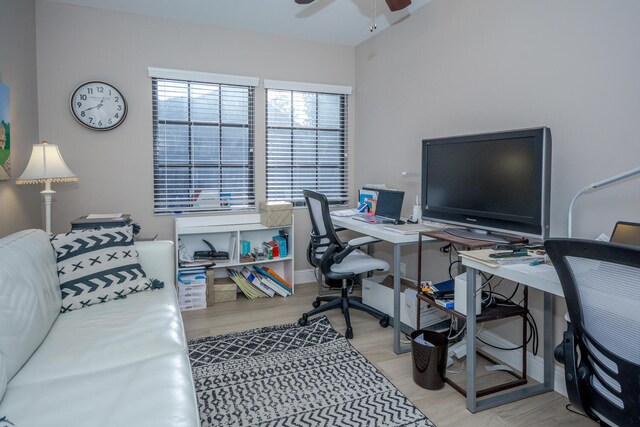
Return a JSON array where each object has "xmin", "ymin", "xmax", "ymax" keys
[{"xmin": 411, "ymin": 330, "xmax": 449, "ymax": 390}]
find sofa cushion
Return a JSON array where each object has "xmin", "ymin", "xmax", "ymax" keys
[
  {"xmin": 9, "ymin": 286, "xmax": 187, "ymax": 387},
  {"xmin": 0, "ymin": 352, "xmax": 200, "ymax": 427},
  {"xmin": 0, "ymin": 230, "xmax": 61, "ymax": 382},
  {"xmin": 0, "ymin": 353, "xmax": 6, "ymax": 402},
  {"xmin": 50, "ymin": 226, "xmax": 153, "ymax": 312}
]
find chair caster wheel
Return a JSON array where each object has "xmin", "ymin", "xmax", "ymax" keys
[
  {"xmin": 298, "ymin": 314, "xmax": 308, "ymax": 326},
  {"xmin": 312, "ymin": 299, "xmax": 321, "ymax": 308},
  {"xmin": 380, "ymin": 315, "xmax": 390, "ymax": 328},
  {"xmin": 345, "ymin": 328, "xmax": 353, "ymax": 339}
]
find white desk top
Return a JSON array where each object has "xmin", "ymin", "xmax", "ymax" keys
[
  {"xmin": 461, "ymin": 256, "xmax": 564, "ymax": 297},
  {"xmin": 331, "ymin": 216, "xmax": 439, "ymax": 245}
]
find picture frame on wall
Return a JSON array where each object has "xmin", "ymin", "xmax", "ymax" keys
[{"xmin": 0, "ymin": 83, "xmax": 10, "ymax": 180}]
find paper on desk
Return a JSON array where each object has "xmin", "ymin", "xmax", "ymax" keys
[
  {"xmin": 86, "ymin": 213, "xmax": 124, "ymax": 219},
  {"xmin": 507, "ymin": 262, "xmax": 556, "ymax": 274}
]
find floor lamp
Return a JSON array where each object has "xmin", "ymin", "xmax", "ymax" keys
[
  {"xmin": 568, "ymin": 166, "xmax": 640, "ymax": 238},
  {"xmin": 16, "ymin": 141, "xmax": 78, "ymax": 233}
]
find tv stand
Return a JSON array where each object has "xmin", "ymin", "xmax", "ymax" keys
[{"xmin": 443, "ymin": 227, "xmax": 509, "ymax": 244}]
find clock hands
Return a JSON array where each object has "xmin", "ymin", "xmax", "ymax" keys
[{"xmin": 82, "ymin": 98, "xmax": 105, "ymax": 113}]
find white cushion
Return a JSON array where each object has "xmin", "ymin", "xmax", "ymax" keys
[
  {"xmin": 0, "ymin": 230, "xmax": 61, "ymax": 381},
  {"xmin": 9, "ymin": 285, "xmax": 187, "ymax": 387},
  {"xmin": 0, "ymin": 353, "xmax": 200, "ymax": 427},
  {"xmin": 330, "ymin": 249, "xmax": 390, "ymax": 275}
]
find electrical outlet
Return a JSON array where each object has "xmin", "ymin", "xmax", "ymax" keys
[{"xmin": 400, "ymin": 262, "xmax": 407, "ymax": 277}]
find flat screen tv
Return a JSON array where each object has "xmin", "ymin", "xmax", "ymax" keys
[{"xmin": 421, "ymin": 127, "xmax": 551, "ymax": 243}]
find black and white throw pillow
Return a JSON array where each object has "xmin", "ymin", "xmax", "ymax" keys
[{"xmin": 51, "ymin": 226, "xmax": 155, "ymax": 313}]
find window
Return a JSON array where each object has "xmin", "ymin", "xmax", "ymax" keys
[
  {"xmin": 265, "ymin": 80, "xmax": 350, "ymax": 206},
  {"xmin": 149, "ymin": 68, "xmax": 258, "ymax": 214}
]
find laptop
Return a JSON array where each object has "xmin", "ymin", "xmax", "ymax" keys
[
  {"xmin": 610, "ymin": 221, "xmax": 640, "ymax": 246},
  {"xmin": 352, "ymin": 188, "xmax": 405, "ymax": 224}
]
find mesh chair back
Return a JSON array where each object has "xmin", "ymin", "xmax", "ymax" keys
[
  {"xmin": 303, "ymin": 190, "xmax": 343, "ymax": 269},
  {"xmin": 545, "ymin": 239, "xmax": 640, "ymax": 426}
]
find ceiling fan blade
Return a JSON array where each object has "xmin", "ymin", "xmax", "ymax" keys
[
  {"xmin": 295, "ymin": 0, "xmax": 316, "ymax": 4},
  {"xmin": 385, "ymin": 0, "xmax": 412, "ymax": 12}
]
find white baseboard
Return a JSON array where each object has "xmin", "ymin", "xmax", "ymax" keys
[
  {"xmin": 294, "ymin": 268, "xmax": 317, "ymax": 286},
  {"xmin": 476, "ymin": 329, "xmax": 567, "ymax": 397}
]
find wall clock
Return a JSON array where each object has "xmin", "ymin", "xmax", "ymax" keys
[{"xmin": 70, "ymin": 81, "xmax": 127, "ymax": 131}]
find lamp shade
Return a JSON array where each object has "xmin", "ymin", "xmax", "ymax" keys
[{"xmin": 16, "ymin": 141, "xmax": 78, "ymax": 184}]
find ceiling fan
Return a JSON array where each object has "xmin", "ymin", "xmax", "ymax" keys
[{"xmin": 294, "ymin": 0, "xmax": 412, "ymax": 12}]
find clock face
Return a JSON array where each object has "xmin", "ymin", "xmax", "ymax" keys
[{"xmin": 70, "ymin": 81, "xmax": 127, "ymax": 131}]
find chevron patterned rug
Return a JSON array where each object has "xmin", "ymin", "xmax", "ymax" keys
[{"xmin": 188, "ymin": 316, "xmax": 435, "ymax": 426}]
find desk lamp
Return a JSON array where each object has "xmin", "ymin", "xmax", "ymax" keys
[
  {"xmin": 568, "ymin": 166, "xmax": 640, "ymax": 237},
  {"xmin": 16, "ymin": 141, "xmax": 78, "ymax": 233}
]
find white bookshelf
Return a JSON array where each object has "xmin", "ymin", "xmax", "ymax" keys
[{"xmin": 174, "ymin": 214, "xmax": 294, "ymax": 291}]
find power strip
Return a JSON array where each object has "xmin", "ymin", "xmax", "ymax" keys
[{"xmin": 448, "ymin": 340, "xmax": 467, "ymax": 359}]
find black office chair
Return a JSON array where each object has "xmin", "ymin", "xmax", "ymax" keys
[
  {"xmin": 298, "ymin": 190, "xmax": 390, "ymax": 339},
  {"xmin": 545, "ymin": 239, "xmax": 640, "ymax": 427}
]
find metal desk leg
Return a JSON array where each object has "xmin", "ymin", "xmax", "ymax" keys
[
  {"xmin": 464, "ymin": 276, "xmax": 556, "ymax": 412},
  {"xmin": 465, "ymin": 268, "xmax": 478, "ymax": 412},
  {"xmin": 393, "ymin": 243, "xmax": 410, "ymax": 354},
  {"xmin": 543, "ymin": 291, "xmax": 555, "ymax": 388}
]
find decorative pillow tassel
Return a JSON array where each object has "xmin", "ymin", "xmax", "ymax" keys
[{"xmin": 151, "ymin": 279, "xmax": 164, "ymax": 289}]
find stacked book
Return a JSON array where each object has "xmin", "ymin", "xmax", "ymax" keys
[
  {"xmin": 227, "ymin": 266, "xmax": 292, "ymax": 300},
  {"xmin": 177, "ymin": 269, "xmax": 207, "ymax": 311}
]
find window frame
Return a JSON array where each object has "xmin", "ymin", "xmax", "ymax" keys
[
  {"xmin": 265, "ymin": 84, "xmax": 350, "ymax": 207},
  {"xmin": 150, "ymin": 69, "xmax": 258, "ymax": 215}
]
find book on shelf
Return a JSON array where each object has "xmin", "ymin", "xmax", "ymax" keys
[
  {"xmin": 261, "ymin": 266, "xmax": 292, "ymax": 291},
  {"xmin": 253, "ymin": 267, "xmax": 290, "ymax": 297},
  {"xmin": 253, "ymin": 266, "xmax": 291, "ymax": 295},
  {"xmin": 228, "ymin": 234, "xmax": 237, "ymax": 262},
  {"xmin": 240, "ymin": 267, "xmax": 275, "ymax": 297},
  {"xmin": 227, "ymin": 269, "xmax": 268, "ymax": 300}
]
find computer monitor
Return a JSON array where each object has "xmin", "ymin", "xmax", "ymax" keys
[
  {"xmin": 610, "ymin": 221, "xmax": 640, "ymax": 246},
  {"xmin": 421, "ymin": 127, "xmax": 552, "ymax": 243}
]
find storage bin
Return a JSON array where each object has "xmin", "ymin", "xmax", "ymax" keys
[
  {"xmin": 259, "ymin": 201, "xmax": 293, "ymax": 227},
  {"xmin": 211, "ymin": 275, "xmax": 237, "ymax": 304}
]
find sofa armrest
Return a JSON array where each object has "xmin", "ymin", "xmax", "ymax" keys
[{"xmin": 135, "ymin": 240, "xmax": 175, "ymax": 286}]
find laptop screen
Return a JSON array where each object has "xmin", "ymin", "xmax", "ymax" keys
[
  {"xmin": 368, "ymin": 188, "xmax": 405, "ymax": 220},
  {"xmin": 610, "ymin": 221, "xmax": 640, "ymax": 246}
]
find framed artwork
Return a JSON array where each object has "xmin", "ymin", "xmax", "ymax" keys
[{"xmin": 0, "ymin": 83, "xmax": 10, "ymax": 180}]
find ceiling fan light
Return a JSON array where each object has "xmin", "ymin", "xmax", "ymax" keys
[
  {"xmin": 385, "ymin": 0, "xmax": 412, "ymax": 12},
  {"xmin": 295, "ymin": 0, "xmax": 316, "ymax": 4}
]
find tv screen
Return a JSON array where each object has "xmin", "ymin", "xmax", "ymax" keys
[{"xmin": 421, "ymin": 127, "xmax": 551, "ymax": 242}]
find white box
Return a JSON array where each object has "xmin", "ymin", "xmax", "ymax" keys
[
  {"xmin": 362, "ymin": 275, "xmax": 449, "ymax": 329},
  {"xmin": 454, "ymin": 272, "xmax": 482, "ymax": 316}
]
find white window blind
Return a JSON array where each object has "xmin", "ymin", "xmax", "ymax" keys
[
  {"xmin": 265, "ymin": 87, "xmax": 349, "ymax": 206},
  {"xmin": 151, "ymin": 75, "xmax": 256, "ymax": 214}
]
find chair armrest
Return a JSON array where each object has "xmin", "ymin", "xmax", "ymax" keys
[{"xmin": 347, "ymin": 236, "xmax": 381, "ymax": 247}]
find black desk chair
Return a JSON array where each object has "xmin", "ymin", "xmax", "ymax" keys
[
  {"xmin": 545, "ymin": 239, "xmax": 640, "ymax": 427},
  {"xmin": 298, "ymin": 190, "xmax": 390, "ymax": 339}
]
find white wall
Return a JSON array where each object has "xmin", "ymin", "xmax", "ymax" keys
[
  {"xmin": 0, "ymin": 0, "xmax": 42, "ymax": 237},
  {"xmin": 354, "ymin": 0, "xmax": 640, "ymax": 344},
  {"xmin": 35, "ymin": 0, "xmax": 356, "ymax": 270}
]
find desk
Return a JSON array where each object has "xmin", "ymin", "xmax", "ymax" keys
[
  {"xmin": 460, "ymin": 255, "xmax": 563, "ymax": 412},
  {"xmin": 331, "ymin": 216, "xmax": 436, "ymax": 354}
]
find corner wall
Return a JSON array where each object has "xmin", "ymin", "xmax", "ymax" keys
[
  {"xmin": 0, "ymin": 0, "xmax": 42, "ymax": 237},
  {"xmin": 355, "ymin": 0, "xmax": 640, "ymax": 352}
]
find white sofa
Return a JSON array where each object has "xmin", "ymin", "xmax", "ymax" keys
[{"xmin": 0, "ymin": 229, "xmax": 200, "ymax": 426}]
